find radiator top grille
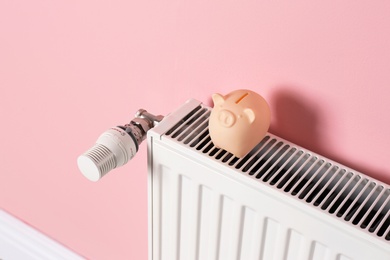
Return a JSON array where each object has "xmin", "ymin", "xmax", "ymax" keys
[{"xmin": 164, "ymin": 105, "xmax": 390, "ymax": 242}]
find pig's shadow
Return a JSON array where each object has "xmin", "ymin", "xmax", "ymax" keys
[
  {"xmin": 270, "ymin": 90, "xmax": 323, "ymax": 154},
  {"xmin": 269, "ymin": 88, "xmax": 389, "ymax": 184}
]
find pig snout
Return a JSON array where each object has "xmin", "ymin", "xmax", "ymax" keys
[{"xmin": 218, "ymin": 109, "xmax": 236, "ymax": 127}]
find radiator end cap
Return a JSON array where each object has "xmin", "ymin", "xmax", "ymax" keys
[{"xmin": 77, "ymin": 155, "xmax": 102, "ymax": 182}]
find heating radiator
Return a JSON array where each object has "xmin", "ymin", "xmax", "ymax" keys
[{"xmin": 147, "ymin": 99, "xmax": 390, "ymax": 260}]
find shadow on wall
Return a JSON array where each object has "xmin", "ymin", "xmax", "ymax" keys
[
  {"xmin": 269, "ymin": 88, "xmax": 324, "ymax": 156},
  {"xmin": 269, "ymin": 87, "xmax": 390, "ymax": 185}
]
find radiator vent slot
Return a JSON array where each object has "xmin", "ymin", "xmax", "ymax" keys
[{"xmin": 165, "ymin": 105, "xmax": 390, "ymax": 242}]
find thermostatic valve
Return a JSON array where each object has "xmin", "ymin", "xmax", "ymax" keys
[{"xmin": 77, "ymin": 109, "xmax": 164, "ymax": 182}]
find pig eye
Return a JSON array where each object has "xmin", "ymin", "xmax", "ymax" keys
[{"xmin": 218, "ymin": 110, "xmax": 236, "ymax": 127}]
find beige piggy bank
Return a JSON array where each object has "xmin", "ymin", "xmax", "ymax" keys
[{"xmin": 209, "ymin": 89, "xmax": 271, "ymax": 157}]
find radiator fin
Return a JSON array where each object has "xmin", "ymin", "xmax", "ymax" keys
[
  {"xmin": 260, "ymin": 218, "xmax": 280, "ymax": 260},
  {"xmin": 164, "ymin": 105, "xmax": 390, "ymax": 243},
  {"xmin": 284, "ymin": 230, "xmax": 304, "ymax": 260},
  {"xmin": 310, "ymin": 241, "xmax": 329, "ymax": 260},
  {"xmin": 239, "ymin": 207, "xmax": 257, "ymax": 260},
  {"xmin": 218, "ymin": 196, "xmax": 235, "ymax": 260}
]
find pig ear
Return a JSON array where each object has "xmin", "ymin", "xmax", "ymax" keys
[
  {"xmin": 244, "ymin": 108, "xmax": 256, "ymax": 124},
  {"xmin": 212, "ymin": 93, "xmax": 225, "ymax": 106}
]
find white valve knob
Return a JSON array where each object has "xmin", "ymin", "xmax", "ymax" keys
[
  {"xmin": 77, "ymin": 127, "xmax": 137, "ymax": 182},
  {"xmin": 77, "ymin": 109, "xmax": 163, "ymax": 181}
]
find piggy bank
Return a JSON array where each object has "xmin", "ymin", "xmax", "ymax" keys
[{"xmin": 209, "ymin": 89, "xmax": 271, "ymax": 158}]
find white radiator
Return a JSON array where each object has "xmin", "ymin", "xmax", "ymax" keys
[{"xmin": 147, "ymin": 99, "xmax": 390, "ymax": 260}]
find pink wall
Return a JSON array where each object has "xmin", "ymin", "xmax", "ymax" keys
[{"xmin": 1, "ymin": 1, "xmax": 389, "ymax": 259}]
